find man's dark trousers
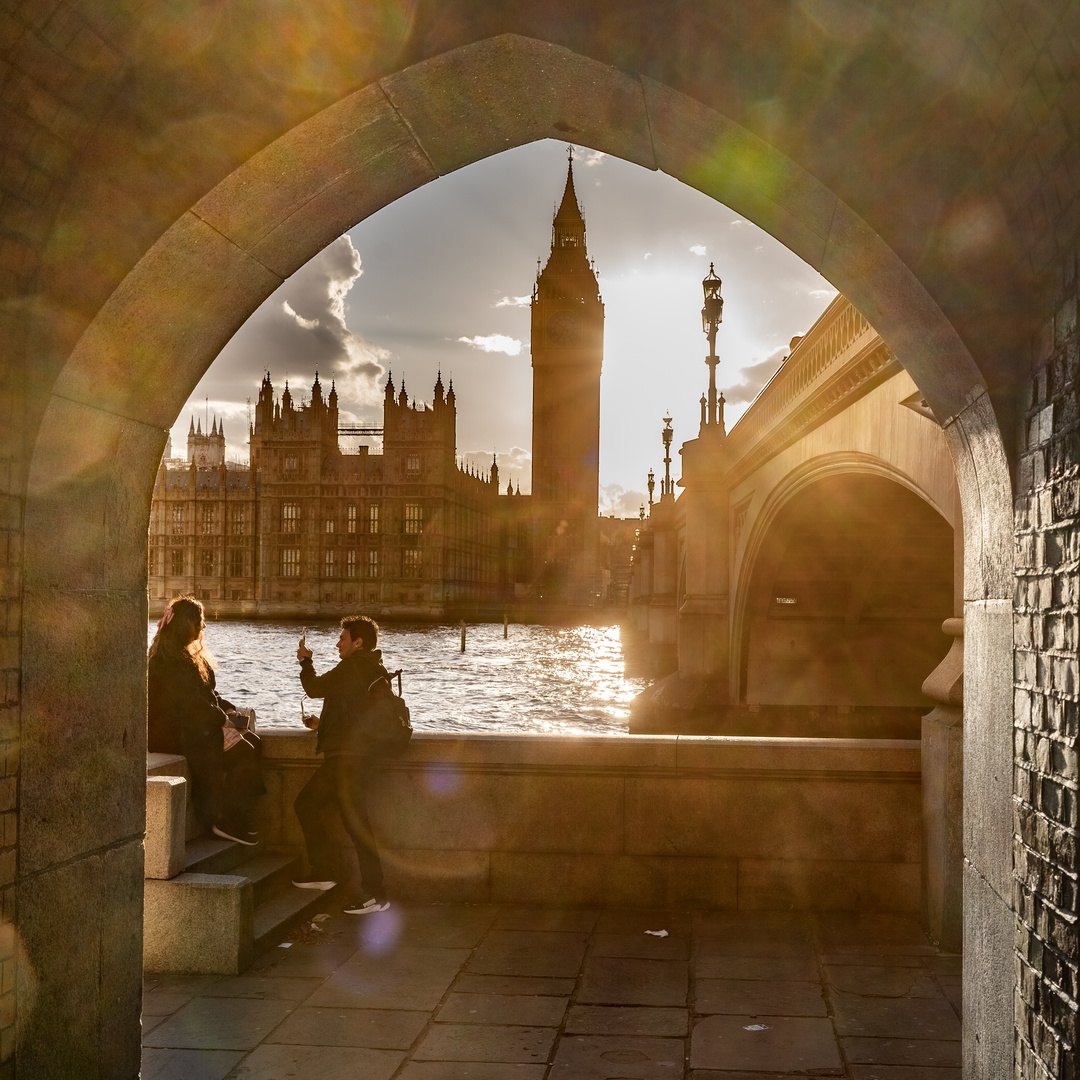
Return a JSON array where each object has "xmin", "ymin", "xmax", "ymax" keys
[{"xmin": 294, "ymin": 753, "xmax": 384, "ymax": 898}]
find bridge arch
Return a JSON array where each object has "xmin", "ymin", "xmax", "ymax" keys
[
  {"xmin": 730, "ymin": 453, "xmax": 956, "ymax": 710},
  {"xmin": 18, "ymin": 32, "xmax": 1014, "ymax": 1073}
]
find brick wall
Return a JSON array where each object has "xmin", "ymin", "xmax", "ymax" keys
[{"xmin": 1014, "ymin": 253, "xmax": 1080, "ymax": 1080}]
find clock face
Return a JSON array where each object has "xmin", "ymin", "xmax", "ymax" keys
[{"xmin": 547, "ymin": 309, "xmax": 582, "ymax": 347}]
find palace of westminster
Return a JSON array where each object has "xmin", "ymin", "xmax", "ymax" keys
[{"xmin": 148, "ymin": 161, "xmax": 636, "ymax": 617}]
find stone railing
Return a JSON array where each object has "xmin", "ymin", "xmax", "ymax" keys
[
  {"xmin": 725, "ymin": 296, "xmax": 900, "ymax": 482},
  {"xmin": 255, "ymin": 730, "xmax": 921, "ymax": 912}
]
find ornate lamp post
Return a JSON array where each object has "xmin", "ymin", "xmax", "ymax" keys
[
  {"xmin": 661, "ymin": 415, "xmax": 674, "ymax": 496},
  {"xmin": 701, "ymin": 264, "xmax": 725, "ymax": 432},
  {"xmin": 647, "ymin": 469, "xmax": 655, "ymax": 511}
]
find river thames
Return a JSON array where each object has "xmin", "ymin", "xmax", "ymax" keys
[{"xmin": 148, "ymin": 619, "xmax": 645, "ymax": 735}]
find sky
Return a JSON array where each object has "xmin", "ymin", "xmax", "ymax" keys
[{"xmin": 170, "ymin": 140, "xmax": 837, "ymax": 516}]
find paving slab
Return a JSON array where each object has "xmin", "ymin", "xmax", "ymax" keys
[
  {"xmin": 825, "ymin": 965, "xmax": 944, "ymax": 998},
  {"xmin": 591, "ymin": 931, "xmax": 690, "ymax": 961},
  {"xmin": 849, "ymin": 1066, "xmax": 962, "ymax": 1079},
  {"xmin": 922, "ymin": 955, "xmax": 962, "ymax": 977},
  {"xmin": 143, "ymin": 997, "xmax": 295, "ymax": 1050},
  {"xmin": 308, "ymin": 966, "xmax": 459, "ymax": 1010},
  {"xmin": 694, "ymin": 977, "xmax": 827, "ymax": 1017},
  {"xmin": 230, "ymin": 1043, "xmax": 404, "ymax": 1079},
  {"xmin": 694, "ymin": 911, "xmax": 811, "ymax": 937},
  {"xmin": 342, "ymin": 945, "xmax": 471, "ymax": 975},
  {"xmin": 696, "ymin": 934, "xmax": 817, "ymax": 960},
  {"xmin": 594, "ymin": 908, "xmax": 694, "ymax": 935},
  {"xmin": 841, "ymin": 1037, "xmax": 963, "ymax": 1067},
  {"xmin": 578, "ymin": 958, "xmax": 688, "ymax": 1006},
  {"xmin": 453, "ymin": 974, "xmax": 576, "ymax": 997},
  {"xmin": 493, "ymin": 907, "xmax": 600, "ymax": 933},
  {"xmin": 384, "ymin": 906, "xmax": 499, "ymax": 949},
  {"xmin": 396, "ymin": 1064, "xmax": 548, "ymax": 1079},
  {"xmin": 694, "ymin": 954, "xmax": 819, "ymax": 982},
  {"xmin": 201, "ymin": 975, "xmax": 322, "ymax": 1001},
  {"xmin": 248, "ymin": 942, "xmax": 358, "ymax": 978},
  {"xmin": 145, "ymin": 974, "xmax": 223, "ymax": 996},
  {"xmin": 141, "ymin": 1047, "xmax": 244, "ymax": 1080},
  {"xmin": 937, "ymin": 975, "xmax": 961, "ymax": 1015},
  {"xmin": 822, "ymin": 951, "xmax": 926, "ymax": 967},
  {"xmin": 467, "ymin": 931, "xmax": 588, "ymax": 978},
  {"xmin": 143, "ymin": 991, "xmax": 200, "ymax": 1017},
  {"xmin": 549, "ymin": 1034, "xmax": 686, "ymax": 1078},
  {"xmin": 831, "ymin": 993, "xmax": 962, "ymax": 1039},
  {"xmin": 816, "ymin": 915, "xmax": 928, "ymax": 951},
  {"xmin": 267, "ymin": 1006, "xmax": 429, "ymax": 1049},
  {"xmin": 690, "ymin": 1072, "xmax": 808, "ymax": 1080},
  {"xmin": 690, "ymin": 1014, "xmax": 842, "ymax": 1072},
  {"xmin": 411, "ymin": 1023, "xmax": 556, "ymax": 1063},
  {"xmin": 566, "ymin": 1005, "xmax": 688, "ymax": 1036},
  {"xmin": 435, "ymin": 992, "xmax": 568, "ymax": 1027}
]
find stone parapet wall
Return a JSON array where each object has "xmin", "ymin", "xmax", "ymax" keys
[
  {"xmin": 255, "ymin": 731, "xmax": 921, "ymax": 912},
  {"xmin": 1015, "ymin": 259, "xmax": 1080, "ymax": 1080}
]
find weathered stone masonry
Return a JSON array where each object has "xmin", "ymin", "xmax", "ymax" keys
[
  {"xmin": 1015, "ymin": 255, "xmax": 1080, "ymax": 1080},
  {"xmin": 1, "ymin": 7, "xmax": 129, "ymax": 1075}
]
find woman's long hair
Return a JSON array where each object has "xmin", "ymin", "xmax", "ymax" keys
[{"xmin": 149, "ymin": 595, "xmax": 214, "ymax": 682}]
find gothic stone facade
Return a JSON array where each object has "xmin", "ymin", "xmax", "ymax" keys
[{"xmin": 149, "ymin": 371, "xmax": 525, "ymax": 618}]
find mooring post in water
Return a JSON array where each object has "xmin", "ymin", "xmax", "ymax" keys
[
  {"xmin": 460, "ymin": 620, "xmax": 466, "ymax": 653},
  {"xmin": 503, "ymin": 611, "xmax": 508, "ymax": 638}
]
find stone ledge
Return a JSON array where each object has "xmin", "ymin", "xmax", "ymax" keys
[{"xmin": 257, "ymin": 729, "xmax": 920, "ymax": 778}]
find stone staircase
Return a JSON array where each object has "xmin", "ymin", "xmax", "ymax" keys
[{"xmin": 144, "ymin": 753, "xmax": 327, "ymax": 975}]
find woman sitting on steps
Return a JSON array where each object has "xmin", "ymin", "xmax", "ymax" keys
[{"xmin": 148, "ymin": 595, "xmax": 266, "ymax": 845}]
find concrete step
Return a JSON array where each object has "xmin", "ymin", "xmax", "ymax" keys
[
  {"xmin": 184, "ymin": 834, "xmax": 265, "ymax": 875},
  {"xmin": 253, "ymin": 883, "xmax": 329, "ymax": 953},
  {"xmin": 231, "ymin": 852, "xmax": 302, "ymax": 907}
]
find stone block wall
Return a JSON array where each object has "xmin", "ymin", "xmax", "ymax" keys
[
  {"xmin": 1014, "ymin": 255, "xmax": 1080, "ymax": 1080},
  {"xmin": 256, "ymin": 730, "xmax": 923, "ymax": 913}
]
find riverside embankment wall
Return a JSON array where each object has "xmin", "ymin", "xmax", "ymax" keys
[{"xmin": 255, "ymin": 731, "xmax": 920, "ymax": 912}]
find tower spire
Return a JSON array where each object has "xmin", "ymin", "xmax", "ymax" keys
[{"xmin": 553, "ymin": 150, "xmax": 584, "ymax": 228}]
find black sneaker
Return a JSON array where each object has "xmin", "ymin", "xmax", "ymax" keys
[
  {"xmin": 343, "ymin": 896, "xmax": 390, "ymax": 915},
  {"xmin": 292, "ymin": 874, "xmax": 337, "ymax": 891},
  {"xmin": 212, "ymin": 824, "xmax": 258, "ymax": 846}
]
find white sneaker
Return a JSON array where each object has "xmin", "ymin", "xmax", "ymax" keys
[{"xmin": 292, "ymin": 875, "xmax": 337, "ymax": 891}]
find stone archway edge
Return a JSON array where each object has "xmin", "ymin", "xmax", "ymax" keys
[
  {"xmin": 18, "ymin": 33, "xmax": 1018, "ymax": 1079},
  {"xmin": 43, "ymin": 34, "xmax": 994, "ymax": 446}
]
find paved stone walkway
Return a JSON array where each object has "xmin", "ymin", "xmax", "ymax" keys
[{"xmin": 142, "ymin": 904, "xmax": 961, "ymax": 1079}]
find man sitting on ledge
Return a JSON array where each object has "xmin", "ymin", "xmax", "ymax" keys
[{"xmin": 292, "ymin": 615, "xmax": 392, "ymax": 915}]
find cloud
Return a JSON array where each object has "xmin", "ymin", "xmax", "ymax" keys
[
  {"xmin": 598, "ymin": 483, "xmax": 648, "ymax": 518},
  {"xmin": 215, "ymin": 235, "xmax": 389, "ymax": 409},
  {"xmin": 721, "ymin": 346, "xmax": 790, "ymax": 405},
  {"xmin": 572, "ymin": 148, "xmax": 606, "ymax": 167},
  {"xmin": 689, "ymin": 243, "xmax": 707, "ymax": 256},
  {"xmin": 643, "ymin": 253, "xmax": 651, "ymax": 260},
  {"xmin": 458, "ymin": 334, "xmax": 523, "ymax": 356},
  {"xmin": 494, "ymin": 295, "xmax": 531, "ymax": 308},
  {"xmin": 461, "ymin": 446, "xmax": 532, "ymax": 490},
  {"xmin": 808, "ymin": 287, "xmax": 839, "ymax": 299}
]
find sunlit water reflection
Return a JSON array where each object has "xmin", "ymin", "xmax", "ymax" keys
[{"xmin": 148, "ymin": 620, "xmax": 645, "ymax": 735}]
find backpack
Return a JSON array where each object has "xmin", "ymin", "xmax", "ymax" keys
[{"xmin": 360, "ymin": 669, "xmax": 413, "ymax": 758}]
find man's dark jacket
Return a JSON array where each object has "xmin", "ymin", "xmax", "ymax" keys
[{"xmin": 300, "ymin": 648, "xmax": 388, "ymax": 756}]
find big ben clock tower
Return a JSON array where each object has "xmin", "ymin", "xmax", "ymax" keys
[{"xmin": 530, "ymin": 154, "xmax": 604, "ymax": 603}]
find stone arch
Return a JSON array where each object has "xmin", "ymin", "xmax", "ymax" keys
[
  {"xmin": 729, "ymin": 453, "xmax": 955, "ymax": 709},
  {"xmin": 18, "ymin": 33, "xmax": 1014, "ymax": 1073}
]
